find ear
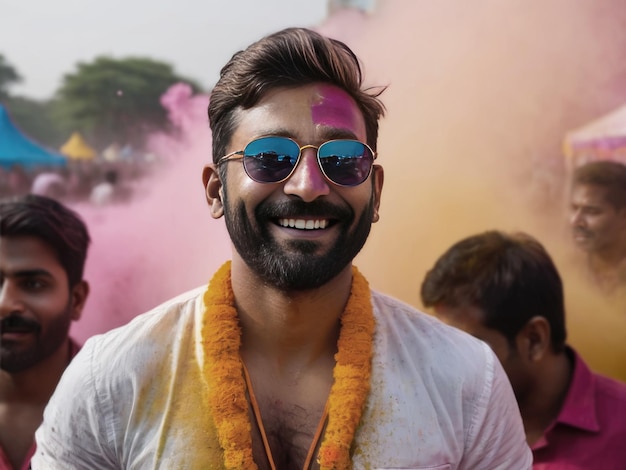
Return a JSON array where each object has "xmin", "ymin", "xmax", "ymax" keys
[
  {"xmin": 70, "ymin": 280, "xmax": 90, "ymax": 322},
  {"xmin": 516, "ymin": 316, "xmax": 551, "ymax": 362},
  {"xmin": 202, "ymin": 164, "xmax": 225, "ymax": 219},
  {"xmin": 371, "ymin": 164, "xmax": 384, "ymax": 223}
]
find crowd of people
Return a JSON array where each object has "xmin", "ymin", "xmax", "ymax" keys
[
  {"xmin": 0, "ymin": 158, "xmax": 151, "ymax": 207},
  {"xmin": 1, "ymin": 27, "xmax": 625, "ymax": 470}
]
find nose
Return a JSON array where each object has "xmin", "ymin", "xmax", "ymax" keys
[
  {"xmin": 570, "ymin": 208, "xmax": 584, "ymax": 227},
  {"xmin": 0, "ymin": 280, "xmax": 23, "ymax": 318},
  {"xmin": 283, "ymin": 148, "xmax": 330, "ymax": 202}
]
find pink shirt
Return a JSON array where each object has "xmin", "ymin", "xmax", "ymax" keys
[
  {"xmin": 0, "ymin": 447, "xmax": 33, "ymax": 470},
  {"xmin": 0, "ymin": 339, "xmax": 81, "ymax": 470},
  {"xmin": 532, "ymin": 348, "xmax": 626, "ymax": 469}
]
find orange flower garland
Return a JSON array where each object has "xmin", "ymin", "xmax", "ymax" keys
[{"xmin": 202, "ymin": 261, "xmax": 375, "ymax": 470}]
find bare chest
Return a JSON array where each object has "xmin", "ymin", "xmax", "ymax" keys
[
  {"xmin": 244, "ymin": 365, "xmax": 332, "ymax": 470},
  {"xmin": 250, "ymin": 393, "xmax": 327, "ymax": 470}
]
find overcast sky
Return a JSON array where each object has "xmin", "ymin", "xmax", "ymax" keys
[{"xmin": 0, "ymin": 0, "xmax": 329, "ymax": 99}]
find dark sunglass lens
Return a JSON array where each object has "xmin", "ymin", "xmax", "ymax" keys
[
  {"xmin": 243, "ymin": 137, "xmax": 300, "ymax": 182},
  {"xmin": 319, "ymin": 141, "xmax": 373, "ymax": 186}
]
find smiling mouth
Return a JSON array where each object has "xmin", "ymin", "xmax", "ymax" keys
[
  {"xmin": 278, "ymin": 218, "xmax": 330, "ymax": 230},
  {"xmin": 573, "ymin": 230, "xmax": 592, "ymax": 240}
]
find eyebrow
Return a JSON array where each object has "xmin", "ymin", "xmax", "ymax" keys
[
  {"xmin": 2, "ymin": 269, "xmax": 54, "ymax": 279},
  {"xmin": 318, "ymin": 126, "xmax": 360, "ymax": 141},
  {"xmin": 256, "ymin": 126, "xmax": 360, "ymax": 143}
]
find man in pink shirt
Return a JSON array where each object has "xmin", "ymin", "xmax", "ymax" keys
[
  {"xmin": 0, "ymin": 195, "xmax": 90, "ymax": 470},
  {"xmin": 421, "ymin": 230, "xmax": 626, "ymax": 469}
]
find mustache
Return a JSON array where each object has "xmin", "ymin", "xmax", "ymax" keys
[
  {"xmin": 256, "ymin": 199, "xmax": 352, "ymax": 220},
  {"xmin": 0, "ymin": 315, "xmax": 41, "ymax": 333},
  {"xmin": 573, "ymin": 227, "xmax": 592, "ymax": 237}
]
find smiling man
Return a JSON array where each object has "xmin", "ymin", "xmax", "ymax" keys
[
  {"xmin": 0, "ymin": 195, "xmax": 90, "ymax": 470},
  {"xmin": 570, "ymin": 160, "xmax": 626, "ymax": 294},
  {"xmin": 34, "ymin": 28, "xmax": 531, "ymax": 469}
]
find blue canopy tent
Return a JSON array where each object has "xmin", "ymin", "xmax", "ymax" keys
[{"xmin": 0, "ymin": 104, "xmax": 66, "ymax": 169}]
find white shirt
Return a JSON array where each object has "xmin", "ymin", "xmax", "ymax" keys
[
  {"xmin": 33, "ymin": 286, "xmax": 532, "ymax": 469},
  {"xmin": 89, "ymin": 181, "xmax": 115, "ymax": 206},
  {"xmin": 30, "ymin": 172, "xmax": 66, "ymax": 197}
]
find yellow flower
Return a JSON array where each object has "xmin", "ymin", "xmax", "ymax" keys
[{"xmin": 202, "ymin": 261, "xmax": 375, "ymax": 469}]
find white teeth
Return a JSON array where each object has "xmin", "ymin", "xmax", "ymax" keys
[{"xmin": 278, "ymin": 218, "xmax": 328, "ymax": 230}]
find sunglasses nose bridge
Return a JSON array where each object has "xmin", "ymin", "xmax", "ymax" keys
[
  {"xmin": 298, "ymin": 144, "xmax": 319, "ymax": 156},
  {"xmin": 283, "ymin": 143, "xmax": 331, "ymax": 200},
  {"xmin": 297, "ymin": 144, "xmax": 322, "ymax": 171}
]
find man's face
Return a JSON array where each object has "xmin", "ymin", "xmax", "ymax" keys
[
  {"xmin": 208, "ymin": 83, "xmax": 383, "ymax": 291},
  {"xmin": 0, "ymin": 236, "xmax": 84, "ymax": 373},
  {"xmin": 570, "ymin": 183, "xmax": 626, "ymax": 254},
  {"xmin": 433, "ymin": 303, "xmax": 531, "ymax": 401}
]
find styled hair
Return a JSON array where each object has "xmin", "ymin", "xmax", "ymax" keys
[
  {"xmin": 573, "ymin": 160, "xmax": 626, "ymax": 210},
  {"xmin": 208, "ymin": 27, "xmax": 386, "ymax": 164},
  {"xmin": 0, "ymin": 194, "xmax": 90, "ymax": 287},
  {"xmin": 420, "ymin": 230, "xmax": 567, "ymax": 352}
]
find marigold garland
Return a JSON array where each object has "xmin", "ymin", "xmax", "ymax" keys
[{"xmin": 201, "ymin": 261, "xmax": 375, "ymax": 470}]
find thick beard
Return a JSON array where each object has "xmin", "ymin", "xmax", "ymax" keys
[
  {"xmin": 223, "ymin": 189, "xmax": 375, "ymax": 291},
  {"xmin": 0, "ymin": 301, "xmax": 73, "ymax": 373}
]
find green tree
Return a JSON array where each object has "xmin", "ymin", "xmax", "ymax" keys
[
  {"xmin": 0, "ymin": 54, "xmax": 22, "ymax": 101},
  {"xmin": 57, "ymin": 56, "xmax": 201, "ymax": 149},
  {"xmin": 4, "ymin": 97, "xmax": 71, "ymax": 148}
]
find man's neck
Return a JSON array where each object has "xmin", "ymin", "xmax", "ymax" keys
[
  {"xmin": 520, "ymin": 351, "xmax": 573, "ymax": 445},
  {"xmin": 0, "ymin": 338, "xmax": 72, "ymax": 404},
  {"xmin": 231, "ymin": 260, "xmax": 353, "ymax": 370},
  {"xmin": 587, "ymin": 249, "xmax": 626, "ymax": 292}
]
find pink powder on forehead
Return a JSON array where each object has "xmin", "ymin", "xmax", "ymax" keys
[{"xmin": 311, "ymin": 84, "xmax": 359, "ymax": 130}]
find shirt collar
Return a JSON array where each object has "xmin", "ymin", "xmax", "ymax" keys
[
  {"xmin": 552, "ymin": 347, "xmax": 600, "ymax": 432},
  {"xmin": 531, "ymin": 347, "xmax": 600, "ymax": 451}
]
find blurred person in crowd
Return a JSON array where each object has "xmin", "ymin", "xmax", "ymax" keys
[
  {"xmin": 89, "ymin": 168, "xmax": 132, "ymax": 206},
  {"xmin": 421, "ymin": 230, "xmax": 626, "ymax": 468},
  {"xmin": 33, "ymin": 28, "xmax": 531, "ymax": 469},
  {"xmin": 0, "ymin": 168, "xmax": 9, "ymax": 198},
  {"xmin": 30, "ymin": 171, "xmax": 67, "ymax": 200},
  {"xmin": 570, "ymin": 160, "xmax": 626, "ymax": 295},
  {"xmin": 0, "ymin": 195, "xmax": 90, "ymax": 470},
  {"xmin": 5, "ymin": 166, "xmax": 30, "ymax": 197},
  {"xmin": 89, "ymin": 169, "xmax": 119, "ymax": 206}
]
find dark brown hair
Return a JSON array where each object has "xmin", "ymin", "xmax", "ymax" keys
[
  {"xmin": 208, "ymin": 28, "xmax": 385, "ymax": 164},
  {"xmin": 573, "ymin": 160, "xmax": 626, "ymax": 209},
  {"xmin": 0, "ymin": 194, "xmax": 90, "ymax": 287},
  {"xmin": 421, "ymin": 230, "xmax": 567, "ymax": 352}
]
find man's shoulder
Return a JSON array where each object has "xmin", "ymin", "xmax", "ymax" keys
[
  {"xmin": 570, "ymin": 348, "xmax": 626, "ymax": 399},
  {"xmin": 370, "ymin": 290, "xmax": 492, "ymax": 367},
  {"xmin": 371, "ymin": 290, "xmax": 486, "ymax": 345},
  {"xmin": 81, "ymin": 286, "xmax": 207, "ymax": 362},
  {"xmin": 592, "ymin": 366, "xmax": 626, "ymax": 401},
  {"xmin": 566, "ymin": 348, "xmax": 626, "ymax": 434}
]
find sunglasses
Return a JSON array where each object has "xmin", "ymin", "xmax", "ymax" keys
[{"xmin": 218, "ymin": 136, "xmax": 377, "ymax": 187}]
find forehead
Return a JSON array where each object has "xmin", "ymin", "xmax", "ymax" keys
[
  {"xmin": 571, "ymin": 184, "xmax": 611, "ymax": 207},
  {"xmin": 0, "ymin": 236, "xmax": 63, "ymax": 275},
  {"xmin": 230, "ymin": 83, "xmax": 367, "ymax": 145}
]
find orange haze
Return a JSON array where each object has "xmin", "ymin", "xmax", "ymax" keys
[{"xmin": 73, "ymin": 1, "xmax": 626, "ymax": 380}]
